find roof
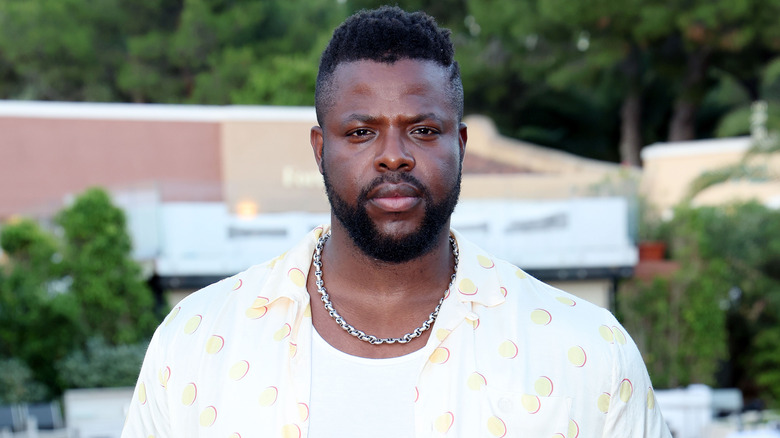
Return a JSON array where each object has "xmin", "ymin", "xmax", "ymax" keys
[{"xmin": 0, "ymin": 100, "xmax": 316, "ymax": 122}]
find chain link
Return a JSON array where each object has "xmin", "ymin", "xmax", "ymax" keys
[{"xmin": 313, "ymin": 232, "xmax": 459, "ymax": 345}]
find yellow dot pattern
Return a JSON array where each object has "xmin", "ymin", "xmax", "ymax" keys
[
  {"xmin": 530, "ymin": 309, "xmax": 552, "ymax": 325},
  {"xmin": 122, "ymin": 227, "xmax": 663, "ymax": 436},
  {"xmin": 459, "ymin": 278, "xmax": 477, "ymax": 295},
  {"xmin": 534, "ymin": 376, "xmax": 553, "ymax": 397},
  {"xmin": 274, "ymin": 324, "xmax": 292, "ymax": 341},
  {"xmin": 597, "ymin": 393, "xmax": 611, "ymax": 413},
  {"xmin": 555, "ymin": 296, "xmax": 576, "ymax": 307},
  {"xmin": 467, "ymin": 372, "xmax": 487, "ymax": 391},
  {"xmin": 157, "ymin": 367, "xmax": 170, "ymax": 389},
  {"xmin": 229, "ymin": 360, "xmax": 249, "ymax": 381},
  {"xmin": 259, "ymin": 386, "xmax": 278, "ymax": 407},
  {"xmin": 521, "ymin": 394, "xmax": 541, "ymax": 413},
  {"xmin": 297, "ymin": 403, "xmax": 309, "ymax": 421},
  {"xmin": 619, "ymin": 379, "xmax": 633, "ymax": 402},
  {"xmin": 245, "ymin": 296, "xmax": 270, "ymax": 319},
  {"xmin": 183, "ymin": 315, "xmax": 202, "ymax": 334},
  {"xmin": 430, "ymin": 347, "xmax": 450, "ymax": 364},
  {"xmin": 498, "ymin": 340, "xmax": 518, "ymax": 359},
  {"xmin": 434, "ymin": 412, "xmax": 454, "ymax": 433},
  {"xmin": 205, "ymin": 335, "xmax": 224, "ymax": 354},
  {"xmin": 487, "ymin": 416, "xmax": 507, "ymax": 437},
  {"xmin": 199, "ymin": 406, "xmax": 217, "ymax": 427},
  {"xmin": 599, "ymin": 325, "xmax": 614, "ymax": 343},
  {"xmin": 477, "ymin": 255, "xmax": 495, "ymax": 268},
  {"xmin": 281, "ymin": 424, "xmax": 301, "ymax": 438},
  {"xmin": 138, "ymin": 382, "xmax": 147, "ymax": 405},
  {"xmin": 287, "ymin": 268, "xmax": 305, "ymax": 288},
  {"xmin": 289, "ymin": 342, "xmax": 298, "ymax": 358},
  {"xmin": 181, "ymin": 383, "xmax": 197, "ymax": 406},
  {"xmin": 613, "ymin": 326, "xmax": 627, "ymax": 344},
  {"xmin": 568, "ymin": 419, "xmax": 580, "ymax": 438},
  {"xmin": 567, "ymin": 346, "xmax": 587, "ymax": 367},
  {"xmin": 164, "ymin": 307, "xmax": 180, "ymax": 326}
]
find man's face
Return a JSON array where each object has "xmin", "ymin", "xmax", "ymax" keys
[{"xmin": 311, "ymin": 59, "xmax": 467, "ymax": 263}]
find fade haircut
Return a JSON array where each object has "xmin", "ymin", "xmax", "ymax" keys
[{"xmin": 315, "ymin": 6, "xmax": 463, "ymax": 126}]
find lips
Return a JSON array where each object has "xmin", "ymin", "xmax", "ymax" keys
[{"xmin": 367, "ymin": 183, "xmax": 422, "ymax": 212}]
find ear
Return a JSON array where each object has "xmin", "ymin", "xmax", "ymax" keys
[
  {"xmin": 458, "ymin": 122, "xmax": 468, "ymax": 162},
  {"xmin": 311, "ymin": 125, "xmax": 325, "ymax": 174}
]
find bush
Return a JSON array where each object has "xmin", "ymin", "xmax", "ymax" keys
[
  {"xmin": 0, "ymin": 187, "xmax": 160, "ymax": 396},
  {"xmin": 57, "ymin": 337, "xmax": 148, "ymax": 389},
  {"xmin": 619, "ymin": 201, "xmax": 780, "ymax": 406},
  {"xmin": 0, "ymin": 358, "xmax": 48, "ymax": 404}
]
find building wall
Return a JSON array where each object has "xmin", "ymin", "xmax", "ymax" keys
[
  {"xmin": 640, "ymin": 137, "xmax": 780, "ymax": 213},
  {"xmin": 0, "ymin": 116, "xmax": 222, "ymax": 218},
  {"xmin": 1, "ymin": 101, "xmax": 636, "ymax": 311},
  {"xmin": 221, "ymin": 117, "xmax": 329, "ymax": 214}
]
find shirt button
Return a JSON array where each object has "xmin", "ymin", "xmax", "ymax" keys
[
  {"xmin": 498, "ymin": 397, "xmax": 514, "ymax": 413},
  {"xmin": 465, "ymin": 312, "xmax": 479, "ymax": 321}
]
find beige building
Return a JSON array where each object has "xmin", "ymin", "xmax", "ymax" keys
[
  {"xmin": 1, "ymin": 101, "xmax": 636, "ymax": 309},
  {"xmin": 640, "ymin": 136, "xmax": 780, "ymax": 215}
]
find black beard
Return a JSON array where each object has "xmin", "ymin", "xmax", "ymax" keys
[{"xmin": 323, "ymin": 169, "xmax": 461, "ymax": 263}]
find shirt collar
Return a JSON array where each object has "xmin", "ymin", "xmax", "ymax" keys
[
  {"xmin": 449, "ymin": 228, "xmax": 507, "ymax": 308},
  {"xmin": 246, "ymin": 225, "xmax": 329, "ymax": 309},
  {"xmin": 249, "ymin": 225, "xmax": 507, "ymax": 311}
]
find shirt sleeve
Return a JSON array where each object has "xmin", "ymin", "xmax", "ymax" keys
[
  {"xmin": 601, "ymin": 311, "xmax": 673, "ymax": 438},
  {"xmin": 121, "ymin": 326, "xmax": 172, "ymax": 438}
]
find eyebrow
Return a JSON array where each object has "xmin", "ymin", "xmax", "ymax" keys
[{"xmin": 342, "ymin": 113, "xmax": 443, "ymax": 125}]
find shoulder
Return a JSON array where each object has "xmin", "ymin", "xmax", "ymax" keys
[
  {"xmin": 453, "ymin": 229, "xmax": 637, "ymax": 368},
  {"xmin": 154, "ymin": 226, "xmax": 326, "ymax": 346},
  {"xmin": 154, "ymin": 261, "xmax": 274, "ymax": 346}
]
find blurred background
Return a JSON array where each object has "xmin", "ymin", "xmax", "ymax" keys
[{"xmin": 0, "ymin": 0, "xmax": 779, "ymax": 437}]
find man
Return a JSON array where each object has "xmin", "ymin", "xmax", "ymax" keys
[{"xmin": 123, "ymin": 6, "xmax": 671, "ymax": 437}]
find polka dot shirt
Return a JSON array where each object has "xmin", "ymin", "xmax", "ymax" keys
[{"xmin": 122, "ymin": 225, "xmax": 671, "ymax": 437}]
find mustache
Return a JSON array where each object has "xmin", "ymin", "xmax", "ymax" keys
[{"xmin": 357, "ymin": 173, "xmax": 428, "ymax": 202}]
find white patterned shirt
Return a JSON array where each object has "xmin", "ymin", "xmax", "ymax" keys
[{"xmin": 122, "ymin": 225, "xmax": 671, "ymax": 437}]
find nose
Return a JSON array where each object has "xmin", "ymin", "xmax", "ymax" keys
[{"xmin": 373, "ymin": 130, "xmax": 415, "ymax": 172}]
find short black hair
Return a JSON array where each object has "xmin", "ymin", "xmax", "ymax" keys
[{"xmin": 315, "ymin": 6, "xmax": 463, "ymax": 125}]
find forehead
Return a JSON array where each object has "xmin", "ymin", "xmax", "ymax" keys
[{"xmin": 325, "ymin": 59, "xmax": 454, "ymax": 121}]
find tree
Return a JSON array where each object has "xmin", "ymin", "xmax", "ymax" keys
[
  {"xmin": 620, "ymin": 201, "xmax": 780, "ymax": 405},
  {"xmin": 464, "ymin": 0, "xmax": 780, "ymax": 164},
  {"xmin": 0, "ymin": 0, "xmax": 125, "ymax": 100},
  {"xmin": 56, "ymin": 188, "xmax": 158, "ymax": 345},
  {"xmin": 0, "ymin": 219, "xmax": 82, "ymax": 394},
  {"xmin": 1, "ymin": 188, "xmax": 161, "ymax": 395},
  {"xmin": 118, "ymin": 0, "xmax": 346, "ymax": 104}
]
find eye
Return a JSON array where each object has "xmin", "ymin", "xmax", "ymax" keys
[
  {"xmin": 348, "ymin": 128, "xmax": 374, "ymax": 138},
  {"xmin": 411, "ymin": 126, "xmax": 440, "ymax": 138}
]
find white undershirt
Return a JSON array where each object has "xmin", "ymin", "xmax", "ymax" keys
[{"xmin": 308, "ymin": 327, "xmax": 428, "ymax": 437}]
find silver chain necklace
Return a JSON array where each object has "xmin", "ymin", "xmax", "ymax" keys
[{"xmin": 312, "ymin": 231, "xmax": 459, "ymax": 345}]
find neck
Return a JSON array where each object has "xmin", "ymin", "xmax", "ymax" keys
[
  {"xmin": 324, "ymin": 221, "xmax": 455, "ymax": 300},
  {"xmin": 306, "ymin": 221, "xmax": 456, "ymax": 357}
]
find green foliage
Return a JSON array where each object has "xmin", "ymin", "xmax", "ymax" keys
[
  {"xmin": 0, "ymin": 188, "xmax": 159, "ymax": 395},
  {"xmin": 117, "ymin": 0, "xmax": 346, "ymax": 104},
  {"xmin": 56, "ymin": 337, "xmax": 148, "ymax": 389},
  {"xmin": 619, "ymin": 201, "xmax": 780, "ymax": 405},
  {"xmin": 753, "ymin": 326, "xmax": 780, "ymax": 407},
  {"xmin": 0, "ymin": 358, "xmax": 48, "ymax": 404},
  {"xmin": 0, "ymin": 0, "xmax": 124, "ymax": 100},
  {"xmin": 0, "ymin": 219, "xmax": 82, "ymax": 394},
  {"xmin": 56, "ymin": 188, "xmax": 158, "ymax": 345},
  {"xmin": 2, "ymin": 0, "xmax": 780, "ymax": 161},
  {"xmin": 619, "ymin": 265, "xmax": 728, "ymax": 388}
]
